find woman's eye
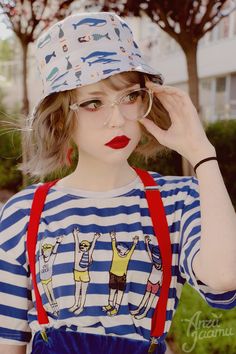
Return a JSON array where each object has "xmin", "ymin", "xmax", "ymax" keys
[
  {"xmin": 79, "ymin": 100, "xmax": 102, "ymax": 110},
  {"xmin": 123, "ymin": 91, "xmax": 140, "ymax": 104}
]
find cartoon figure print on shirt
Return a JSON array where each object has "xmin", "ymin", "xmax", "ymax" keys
[
  {"xmin": 131, "ymin": 235, "xmax": 163, "ymax": 319},
  {"xmin": 69, "ymin": 228, "xmax": 101, "ymax": 315},
  {"xmin": 102, "ymin": 231, "xmax": 139, "ymax": 316},
  {"xmin": 39, "ymin": 236, "xmax": 63, "ymax": 315}
]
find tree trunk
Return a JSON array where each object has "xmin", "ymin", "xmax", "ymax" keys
[
  {"xmin": 21, "ymin": 42, "xmax": 29, "ymax": 116},
  {"xmin": 20, "ymin": 41, "xmax": 30, "ymax": 187},
  {"xmin": 182, "ymin": 42, "xmax": 200, "ymax": 176},
  {"xmin": 184, "ymin": 43, "xmax": 199, "ymax": 113}
]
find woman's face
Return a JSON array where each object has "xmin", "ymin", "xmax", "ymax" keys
[{"xmin": 71, "ymin": 75, "xmax": 142, "ymax": 165}]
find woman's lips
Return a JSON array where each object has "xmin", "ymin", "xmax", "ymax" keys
[{"xmin": 105, "ymin": 135, "xmax": 131, "ymax": 149}]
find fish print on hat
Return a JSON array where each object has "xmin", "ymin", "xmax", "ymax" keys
[
  {"xmin": 34, "ymin": 12, "xmax": 163, "ymax": 110},
  {"xmin": 78, "ymin": 33, "xmax": 111, "ymax": 43},
  {"xmin": 45, "ymin": 51, "xmax": 56, "ymax": 64},
  {"xmin": 58, "ymin": 24, "xmax": 64, "ymax": 38},
  {"xmin": 72, "ymin": 18, "xmax": 107, "ymax": 29}
]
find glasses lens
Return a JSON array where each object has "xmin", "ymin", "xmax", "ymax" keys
[{"xmin": 119, "ymin": 89, "xmax": 152, "ymax": 121}]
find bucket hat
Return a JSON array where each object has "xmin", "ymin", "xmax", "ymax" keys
[{"xmin": 32, "ymin": 11, "xmax": 164, "ymax": 117}]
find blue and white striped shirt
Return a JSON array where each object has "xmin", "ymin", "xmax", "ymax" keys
[{"xmin": 0, "ymin": 172, "xmax": 235, "ymax": 346}]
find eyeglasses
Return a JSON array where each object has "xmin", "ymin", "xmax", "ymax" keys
[{"xmin": 69, "ymin": 88, "xmax": 153, "ymax": 123}]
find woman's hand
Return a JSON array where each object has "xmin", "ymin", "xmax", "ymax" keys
[{"xmin": 140, "ymin": 82, "xmax": 216, "ymax": 166}]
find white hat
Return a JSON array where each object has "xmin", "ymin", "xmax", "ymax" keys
[{"xmin": 33, "ymin": 11, "xmax": 163, "ymax": 115}]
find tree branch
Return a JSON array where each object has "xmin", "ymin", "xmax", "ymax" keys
[{"xmin": 196, "ymin": 0, "xmax": 227, "ymax": 36}]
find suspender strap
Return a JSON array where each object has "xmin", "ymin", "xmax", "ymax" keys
[
  {"xmin": 134, "ymin": 168, "xmax": 172, "ymax": 337},
  {"xmin": 27, "ymin": 169, "xmax": 172, "ymax": 339},
  {"xmin": 26, "ymin": 180, "xmax": 59, "ymax": 325}
]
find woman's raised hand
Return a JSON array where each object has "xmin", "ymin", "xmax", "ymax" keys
[{"xmin": 140, "ymin": 82, "xmax": 216, "ymax": 166}]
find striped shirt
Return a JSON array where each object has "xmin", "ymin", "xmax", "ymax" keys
[{"xmin": 0, "ymin": 172, "xmax": 235, "ymax": 346}]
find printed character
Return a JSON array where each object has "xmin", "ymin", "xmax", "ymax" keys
[
  {"xmin": 69, "ymin": 227, "xmax": 100, "ymax": 315},
  {"xmin": 39, "ymin": 236, "xmax": 63, "ymax": 315},
  {"xmin": 131, "ymin": 236, "xmax": 163, "ymax": 319},
  {"xmin": 102, "ymin": 232, "xmax": 139, "ymax": 316}
]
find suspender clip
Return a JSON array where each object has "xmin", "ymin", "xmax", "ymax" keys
[
  {"xmin": 148, "ymin": 337, "xmax": 158, "ymax": 353},
  {"xmin": 41, "ymin": 329, "xmax": 48, "ymax": 342}
]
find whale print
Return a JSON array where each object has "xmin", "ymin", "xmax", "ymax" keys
[
  {"xmin": 72, "ymin": 18, "xmax": 107, "ymax": 30},
  {"xmin": 58, "ymin": 24, "xmax": 64, "ymax": 38},
  {"xmin": 88, "ymin": 58, "xmax": 121, "ymax": 66},
  {"xmin": 81, "ymin": 51, "xmax": 117, "ymax": 62},
  {"xmin": 46, "ymin": 67, "xmax": 59, "ymax": 81},
  {"xmin": 38, "ymin": 34, "xmax": 51, "ymax": 48},
  {"xmin": 103, "ymin": 68, "xmax": 121, "ymax": 75},
  {"xmin": 52, "ymin": 81, "xmax": 68, "ymax": 90},
  {"xmin": 45, "ymin": 51, "xmax": 56, "ymax": 64},
  {"xmin": 66, "ymin": 56, "xmax": 72, "ymax": 69}
]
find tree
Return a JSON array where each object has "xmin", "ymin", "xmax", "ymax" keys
[
  {"xmin": 0, "ymin": 0, "xmax": 76, "ymax": 186},
  {"xmin": 0, "ymin": 0, "xmax": 76, "ymax": 115}
]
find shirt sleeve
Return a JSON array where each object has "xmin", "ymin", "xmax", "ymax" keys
[
  {"xmin": 179, "ymin": 177, "xmax": 236, "ymax": 310},
  {"xmin": 0, "ymin": 202, "xmax": 33, "ymax": 344}
]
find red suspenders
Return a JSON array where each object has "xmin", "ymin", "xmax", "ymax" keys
[{"xmin": 26, "ymin": 169, "xmax": 172, "ymax": 340}]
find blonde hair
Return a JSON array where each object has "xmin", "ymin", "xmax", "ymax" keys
[
  {"xmin": 42, "ymin": 243, "xmax": 53, "ymax": 251},
  {"xmin": 18, "ymin": 72, "xmax": 171, "ymax": 179}
]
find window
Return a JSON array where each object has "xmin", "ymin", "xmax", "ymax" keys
[
  {"xmin": 200, "ymin": 79, "xmax": 214, "ymax": 121},
  {"xmin": 215, "ymin": 76, "xmax": 227, "ymax": 119},
  {"xmin": 230, "ymin": 73, "xmax": 236, "ymax": 117},
  {"xmin": 234, "ymin": 10, "xmax": 236, "ymax": 35},
  {"xmin": 218, "ymin": 17, "xmax": 230, "ymax": 39}
]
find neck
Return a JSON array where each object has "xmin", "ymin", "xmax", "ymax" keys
[{"xmin": 58, "ymin": 155, "xmax": 137, "ymax": 192}]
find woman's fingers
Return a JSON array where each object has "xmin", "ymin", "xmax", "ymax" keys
[
  {"xmin": 147, "ymin": 81, "xmax": 199, "ymax": 123},
  {"xmin": 139, "ymin": 117, "xmax": 169, "ymax": 145},
  {"xmin": 146, "ymin": 81, "xmax": 187, "ymax": 99}
]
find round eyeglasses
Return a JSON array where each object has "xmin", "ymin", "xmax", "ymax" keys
[{"xmin": 69, "ymin": 88, "xmax": 153, "ymax": 123}]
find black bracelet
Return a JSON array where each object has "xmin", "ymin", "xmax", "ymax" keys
[{"xmin": 194, "ymin": 157, "xmax": 217, "ymax": 173}]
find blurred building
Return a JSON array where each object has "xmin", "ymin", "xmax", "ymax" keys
[
  {"xmin": 0, "ymin": 10, "xmax": 236, "ymax": 123},
  {"xmin": 132, "ymin": 11, "xmax": 236, "ymax": 122}
]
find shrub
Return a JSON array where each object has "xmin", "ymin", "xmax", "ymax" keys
[
  {"xmin": 205, "ymin": 119, "xmax": 236, "ymax": 209},
  {"xmin": 0, "ymin": 89, "xmax": 22, "ymax": 191},
  {"xmin": 167, "ymin": 283, "xmax": 236, "ymax": 354}
]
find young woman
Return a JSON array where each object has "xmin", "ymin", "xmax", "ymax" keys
[{"xmin": 0, "ymin": 12, "xmax": 235, "ymax": 354}]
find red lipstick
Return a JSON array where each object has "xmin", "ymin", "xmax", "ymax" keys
[{"xmin": 105, "ymin": 135, "xmax": 131, "ymax": 149}]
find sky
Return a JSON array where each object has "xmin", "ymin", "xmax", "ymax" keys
[
  {"xmin": 0, "ymin": 9, "xmax": 13, "ymax": 40},
  {"xmin": 0, "ymin": 22, "xmax": 13, "ymax": 39}
]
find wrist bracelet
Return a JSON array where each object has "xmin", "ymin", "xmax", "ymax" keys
[{"xmin": 193, "ymin": 157, "xmax": 217, "ymax": 173}]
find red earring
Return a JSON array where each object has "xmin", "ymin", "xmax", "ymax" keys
[{"xmin": 66, "ymin": 147, "xmax": 73, "ymax": 166}]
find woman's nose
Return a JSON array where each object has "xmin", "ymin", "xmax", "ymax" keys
[{"xmin": 104, "ymin": 104, "xmax": 126, "ymax": 128}]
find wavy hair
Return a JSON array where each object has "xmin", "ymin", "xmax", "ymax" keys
[{"xmin": 18, "ymin": 72, "xmax": 171, "ymax": 178}]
